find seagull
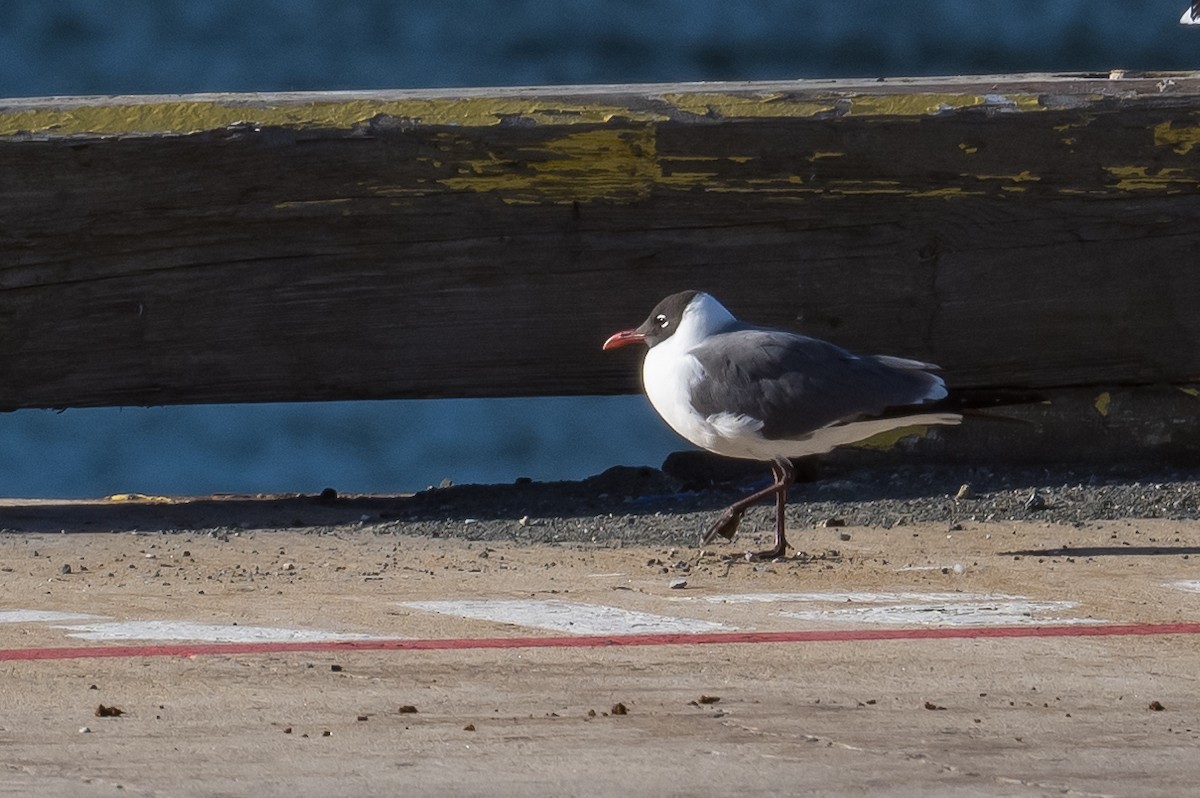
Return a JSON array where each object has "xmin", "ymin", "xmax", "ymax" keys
[
  {"xmin": 603, "ymin": 290, "xmax": 963, "ymax": 560},
  {"xmin": 1183, "ymin": 1, "xmax": 1199, "ymax": 24}
]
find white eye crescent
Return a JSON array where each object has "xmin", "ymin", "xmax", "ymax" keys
[{"xmin": 655, "ymin": 314, "xmax": 669, "ymax": 328}]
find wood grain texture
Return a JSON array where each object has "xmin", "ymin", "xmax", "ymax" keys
[{"xmin": 2, "ymin": 73, "xmax": 1200, "ymax": 410}]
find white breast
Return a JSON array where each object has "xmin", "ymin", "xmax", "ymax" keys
[
  {"xmin": 641, "ymin": 340, "xmax": 713, "ymax": 450},
  {"xmin": 639, "ymin": 292, "xmax": 763, "ymax": 458}
]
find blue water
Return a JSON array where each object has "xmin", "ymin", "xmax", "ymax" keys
[
  {"xmin": 1, "ymin": 1, "xmax": 1196, "ymax": 97},
  {"xmin": 1, "ymin": 1, "xmax": 1195, "ymax": 497},
  {"xmin": 0, "ymin": 399, "xmax": 683, "ymax": 497}
]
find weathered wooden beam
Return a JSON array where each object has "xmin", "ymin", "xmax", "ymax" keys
[{"xmin": 3, "ymin": 73, "xmax": 1200, "ymax": 410}]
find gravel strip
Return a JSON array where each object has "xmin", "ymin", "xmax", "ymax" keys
[{"xmin": 368, "ymin": 460, "xmax": 1200, "ymax": 548}]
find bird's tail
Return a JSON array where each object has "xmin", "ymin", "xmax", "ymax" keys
[{"xmin": 936, "ymin": 388, "xmax": 1047, "ymax": 423}]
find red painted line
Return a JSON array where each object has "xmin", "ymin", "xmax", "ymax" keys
[{"xmin": 3, "ymin": 622, "xmax": 1200, "ymax": 662}]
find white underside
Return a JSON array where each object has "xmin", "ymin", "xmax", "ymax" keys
[
  {"xmin": 642, "ymin": 336, "xmax": 960, "ymax": 461},
  {"xmin": 1183, "ymin": 6, "xmax": 1200, "ymax": 24}
]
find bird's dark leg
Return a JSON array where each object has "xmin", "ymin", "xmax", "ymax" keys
[
  {"xmin": 700, "ymin": 457, "xmax": 795, "ymax": 559},
  {"xmin": 752, "ymin": 457, "xmax": 795, "ymax": 560}
]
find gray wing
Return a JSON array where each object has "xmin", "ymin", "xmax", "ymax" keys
[{"xmin": 687, "ymin": 327, "xmax": 946, "ymax": 440}]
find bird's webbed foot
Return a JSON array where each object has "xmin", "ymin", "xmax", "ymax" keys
[
  {"xmin": 700, "ymin": 510, "xmax": 743, "ymax": 546},
  {"xmin": 744, "ymin": 534, "xmax": 789, "ymax": 562},
  {"xmin": 744, "ymin": 544, "xmax": 788, "ymax": 562}
]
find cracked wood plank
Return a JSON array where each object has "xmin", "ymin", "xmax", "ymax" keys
[{"xmin": 2, "ymin": 72, "xmax": 1200, "ymax": 411}]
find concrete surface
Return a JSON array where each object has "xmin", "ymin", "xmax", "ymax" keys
[{"xmin": 0, "ymin": 514, "xmax": 1198, "ymax": 796}]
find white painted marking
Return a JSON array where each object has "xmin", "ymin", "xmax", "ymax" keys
[
  {"xmin": 698, "ymin": 591, "xmax": 1018, "ymax": 605},
  {"xmin": 696, "ymin": 591, "xmax": 1098, "ymax": 627},
  {"xmin": 1170, "ymin": 580, "xmax": 1200, "ymax": 593},
  {"xmin": 777, "ymin": 601, "xmax": 1099, "ymax": 627},
  {"xmin": 0, "ymin": 610, "xmax": 103, "ymax": 624},
  {"xmin": 55, "ymin": 620, "xmax": 384, "ymax": 643},
  {"xmin": 400, "ymin": 599, "xmax": 734, "ymax": 635}
]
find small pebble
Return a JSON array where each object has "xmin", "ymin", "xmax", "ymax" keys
[
  {"xmin": 78, "ymin": 726, "xmax": 91, "ymax": 734},
  {"xmin": 669, "ymin": 577, "xmax": 688, "ymax": 589},
  {"xmin": 955, "ymin": 484, "xmax": 976, "ymax": 500}
]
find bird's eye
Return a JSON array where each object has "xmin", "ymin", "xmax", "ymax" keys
[{"xmin": 655, "ymin": 314, "xmax": 669, "ymax": 328}]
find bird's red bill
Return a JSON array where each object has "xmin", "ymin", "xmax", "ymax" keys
[{"xmin": 602, "ymin": 329, "xmax": 646, "ymax": 350}]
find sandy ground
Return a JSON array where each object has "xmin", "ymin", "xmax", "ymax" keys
[{"xmin": 1, "ymin": 486, "xmax": 1199, "ymax": 796}]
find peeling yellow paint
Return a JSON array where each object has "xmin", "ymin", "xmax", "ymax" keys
[
  {"xmin": 1060, "ymin": 137, "xmax": 1076, "ymax": 146},
  {"xmin": 830, "ymin": 188, "xmax": 912, "ymax": 195},
  {"xmin": 0, "ymin": 87, "xmax": 1057, "ymax": 140},
  {"xmin": 1153, "ymin": 121, "xmax": 1200, "ymax": 155},
  {"xmin": 829, "ymin": 179, "xmax": 901, "ymax": 188},
  {"xmin": 1094, "ymin": 392, "xmax": 1112, "ymax": 417},
  {"xmin": 0, "ymin": 97, "xmax": 670, "ymax": 136},
  {"xmin": 1006, "ymin": 94, "xmax": 1044, "ymax": 112},
  {"xmin": 1104, "ymin": 165, "xmax": 1198, "ymax": 191},
  {"xmin": 1176, "ymin": 386, "xmax": 1200, "ymax": 398},
  {"xmin": 659, "ymin": 155, "xmax": 722, "ymax": 162},
  {"xmin": 17, "ymin": 90, "xmax": 1168, "ymax": 204},
  {"xmin": 105, "ymin": 493, "xmax": 175, "ymax": 504},
  {"xmin": 972, "ymin": 170, "xmax": 1040, "ymax": 183},
  {"xmin": 663, "ymin": 92, "xmax": 834, "ymax": 119},
  {"xmin": 906, "ymin": 187, "xmax": 986, "ymax": 198},
  {"xmin": 645, "ymin": 173, "xmax": 996, "ymax": 199},
  {"xmin": 854, "ymin": 425, "xmax": 930, "ymax": 450},
  {"xmin": 1053, "ymin": 119, "xmax": 1093, "ymax": 132},
  {"xmin": 437, "ymin": 126, "xmax": 659, "ymax": 203},
  {"xmin": 849, "ymin": 94, "xmax": 983, "ymax": 116},
  {"xmin": 661, "ymin": 91, "xmax": 1044, "ymax": 120}
]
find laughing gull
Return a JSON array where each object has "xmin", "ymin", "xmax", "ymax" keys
[{"xmin": 603, "ymin": 290, "xmax": 962, "ymax": 560}]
